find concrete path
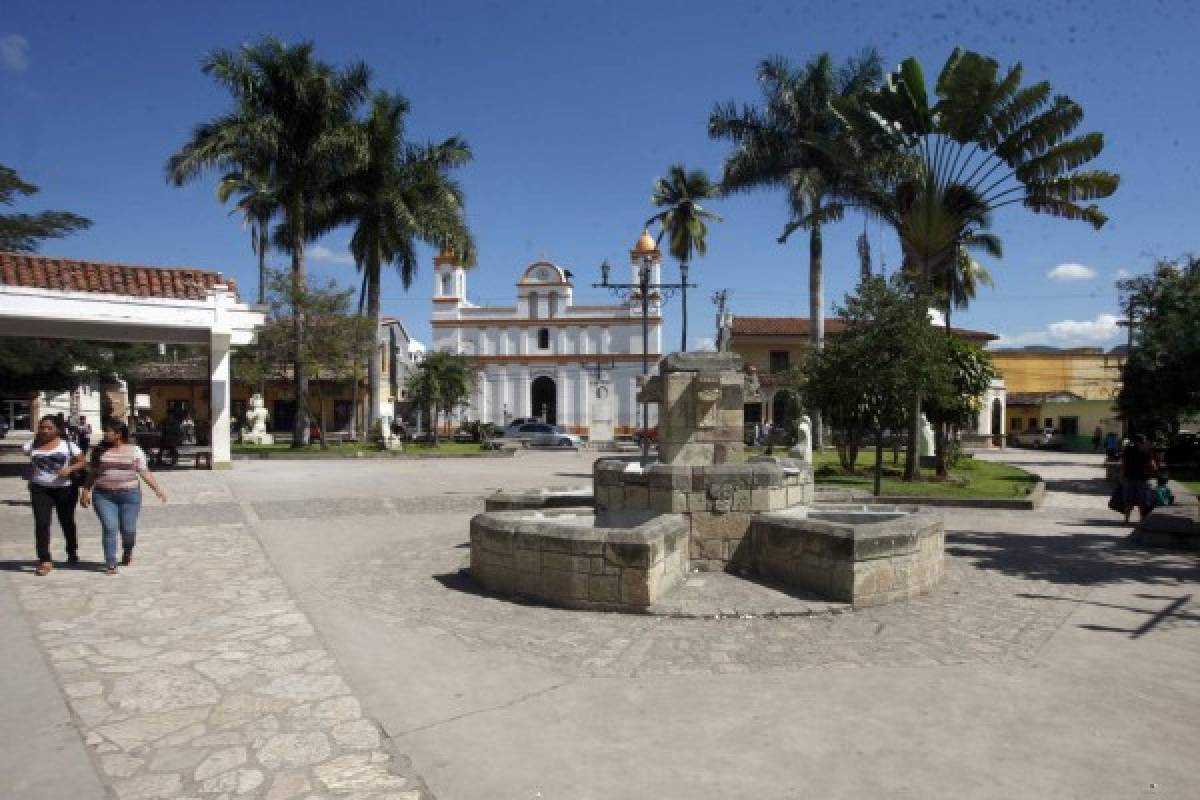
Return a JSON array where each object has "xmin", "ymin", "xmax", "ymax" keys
[{"xmin": 2, "ymin": 449, "xmax": 1198, "ymax": 799}]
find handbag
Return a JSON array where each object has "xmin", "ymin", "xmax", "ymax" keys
[{"xmin": 1107, "ymin": 485, "xmax": 1126, "ymax": 513}]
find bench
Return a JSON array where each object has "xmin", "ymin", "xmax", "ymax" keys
[{"xmin": 178, "ymin": 447, "xmax": 212, "ymax": 469}]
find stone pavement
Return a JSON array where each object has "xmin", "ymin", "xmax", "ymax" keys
[
  {"xmin": 0, "ymin": 467, "xmax": 431, "ymax": 800},
  {"xmin": 2, "ymin": 450, "xmax": 1199, "ymax": 799}
]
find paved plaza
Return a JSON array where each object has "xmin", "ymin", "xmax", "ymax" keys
[{"xmin": 2, "ymin": 449, "xmax": 1198, "ymax": 799}]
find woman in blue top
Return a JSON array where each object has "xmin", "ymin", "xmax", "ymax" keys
[{"xmin": 23, "ymin": 415, "xmax": 88, "ymax": 575}]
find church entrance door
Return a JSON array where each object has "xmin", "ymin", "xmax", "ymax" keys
[{"xmin": 531, "ymin": 375, "xmax": 557, "ymax": 425}]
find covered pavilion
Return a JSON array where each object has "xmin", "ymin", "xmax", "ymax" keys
[{"xmin": 0, "ymin": 252, "xmax": 265, "ymax": 467}]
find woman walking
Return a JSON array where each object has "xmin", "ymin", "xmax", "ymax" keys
[
  {"xmin": 80, "ymin": 418, "xmax": 167, "ymax": 575},
  {"xmin": 23, "ymin": 415, "xmax": 87, "ymax": 575},
  {"xmin": 1120, "ymin": 433, "xmax": 1158, "ymax": 524}
]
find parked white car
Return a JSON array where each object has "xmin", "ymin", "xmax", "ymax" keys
[
  {"xmin": 1014, "ymin": 427, "xmax": 1063, "ymax": 449},
  {"xmin": 511, "ymin": 423, "xmax": 582, "ymax": 448}
]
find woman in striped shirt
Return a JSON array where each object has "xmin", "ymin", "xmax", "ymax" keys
[{"xmin": 80, "ymin": 418, "xmax": 167, "ymax": 575}]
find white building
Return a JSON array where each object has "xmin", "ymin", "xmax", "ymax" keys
[{"xmin": 430, "ymin": 231, "xmax": 665, "ymax": 440}]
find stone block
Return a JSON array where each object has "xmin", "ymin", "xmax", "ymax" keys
[
  {"xmin": 542, "ymin": 552, "xmax": 590, "ymax": 573},
  {"xmin": 662, "ymin": 351, "xmax": 743, "ymax": 373},
  {"xmin": 569, "ymin": 537, "xmax": 605, "ymax": 555},
  {"xmin": 514, "ymin": 548, "xmax": 541, "ymax": 574},
  {"xmin": 605, "ymin": 541, "xmax": 650, "ymax": 569},
  {"xmin": 541, "ymin": 569, "xmax": 589, "ymax": 602},
  {"xmin": 477, "ymin": 527, "xmax": 514, "ymax": 555},
  {"xmin": 588, "ymin": 574, "xmax": 620, "ymax": 604},
  {"xmin": 624, "ymin": 486, "xmax": 649, "ymax": 511},
  {"xmin": 731, "ymin": 488, "xmax": 752, "ymax": 512},
  {"xmin": 473, "ymin": 563, "xmax": 516, "ymax": 595},
  {"xmin": 710, "ymin": 441, "xmax": 739, "ymax": 465},
  {"xmin": 690, "ymin": 510, "xmax": 753, "ymax": 544}
]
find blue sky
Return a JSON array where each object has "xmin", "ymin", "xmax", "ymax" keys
[{"xmin": 3, "ymin": 0, "xmax": 1197, "ymax": 351}]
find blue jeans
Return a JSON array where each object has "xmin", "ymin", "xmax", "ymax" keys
[{"xmin": 92, "ymin": 488, "xmax": 141, "ymax": 567}]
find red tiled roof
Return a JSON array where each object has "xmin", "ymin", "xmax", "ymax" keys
[
  {"xmin": 731, "ymin": 315, "xmax": 996, "ymax": 341},
  {"xmin": 0, "ymin": 252, "xmax": 238, "ymax": 301}
]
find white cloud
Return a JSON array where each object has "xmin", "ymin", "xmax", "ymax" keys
[
  {"xmin": 1047, "ymin": 262, "xmax": 1096, "ymax": 281},
  {"xmin": 309, "ymin": 244, "xmax": 355, "ymax": 265},
  {"xmin": 992, "ymin": 313, "xmax": 1122, "ymax": 349},
  {"xmin": 0, "ymin": 34, "xmax": 29, "ymax": 72},
  {"xmin": 692, "ymin": 336, "xmax": 716, "ymax": 352},
  {"xmin": 1115, "ymin": 268, "xmax": 1132, "ymax": 280}
]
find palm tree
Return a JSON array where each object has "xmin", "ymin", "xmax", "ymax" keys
[
  {"xmin": 646, "ymin": 164, "xmax": 721, "ymax": 352},
  {"xmin": 216, "ymin": 167, "xmax": 277, "ymax": 306},
  {"xmin": 316, "ymin": 91, "xmax": 474, "ymax": 433},
  {"xmin": 167, "ymin": 37, "xmax": 369, "ymax": 446},
  {"xmin": 835, "ymin": 48, "xmax": 1119, "ymax": 478},
  {"xmin": 405, "ymin": 350, "xmax": 476, "ymax": 444},
  {"xmin": 709, "ymin": 50, "xmax": 884, "ymax": 448}
]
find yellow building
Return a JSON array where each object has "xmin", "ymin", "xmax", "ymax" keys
[{"xmin": 988, "ymin": 347, "xmax": 1125, "ymax": 448}]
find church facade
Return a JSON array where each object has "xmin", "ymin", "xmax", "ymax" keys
[{"xmin": 430, "ymin": 232, "xmax": 664, "ymax": 440}]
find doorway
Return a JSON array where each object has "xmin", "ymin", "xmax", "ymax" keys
[{"xmin": 531, "ymin": 375, "xmax": 557, "ymax": 425}]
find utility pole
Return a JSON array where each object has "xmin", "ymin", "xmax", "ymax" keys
[{"xmin": 712, "ymin": 289, "xmax": 729, "ymax": 352}]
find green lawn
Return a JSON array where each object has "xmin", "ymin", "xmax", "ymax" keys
[
  {"xmin": 746, "ymin": 447, "xmax": 1039, "ymax": 499},
  {"xmin": 232, "ymin": 441, "xmax": 489, "ymax": 457}
]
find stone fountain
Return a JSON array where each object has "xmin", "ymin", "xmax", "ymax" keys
[{"xmin": 470, "ymin": 352, "xmax": 944, "ymax": 611}]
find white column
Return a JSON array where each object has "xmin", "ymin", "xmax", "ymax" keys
[{"xmin": 210, "ymin": 332, "xmax": 231, "ymax": 467}]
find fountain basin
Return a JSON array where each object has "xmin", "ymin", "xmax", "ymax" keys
[
  {"xmin": 485, "ymin": 486, "xmax": 594, "ymax": 512},
  {"xmin": 751, "ymin": 505, "xmax": 944, "ymax": 608},
  {"xmin": 470, "ymin": 508, "xmax": 689, "ymax": 611}
]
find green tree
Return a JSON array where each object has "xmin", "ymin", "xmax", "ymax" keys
[
  {"xmin": 1117, "ymin": 256, "xmax": 1200, "ymax": 441},
  {"xmin": 0, "ymin": 164, "xmax": 92, "ymax": 252},
  {"xmin": 923, "ymin": 337, "xmax": 998, "ymax": 476},
  {"xmin": 709, "ymin": 50, "xmax": 884, "ymax": 448},
  {"xmin": 805, "ymin": 276, "xmax": 943, "ymax": 494},
  {"xmin": 836, "ymin": 48, "xmax": 1119, "ymax": 478},
  {"xmin": 216, "ymin": 167, "xmax": 278, "ymax": 306},
  {"xmin": 317, "ymin": 91, "xmax": 474, "ymax": 432},
  {"xmin": 167, "ymin": 37, "xmax": 369, "ymax": 447},
  {"xmin": 234, "ymin": 270, "xmax": 372, "ymax": 449},
  {"xmin": 405, "ymin": 350, "xmax": 477, "ymax": 445},
  {"xmin": 646, "ymin": 164, "xmax": 721, "ymax": 352}
]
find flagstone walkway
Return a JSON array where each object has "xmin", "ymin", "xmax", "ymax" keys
[{"xmin": 0, "ymin": 469, "xmax": 430, "ymax": 800}]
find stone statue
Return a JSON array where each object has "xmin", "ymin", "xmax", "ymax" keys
[
  {"xmin": 918, "ymin": 414, "xmax": 935, "ymax": 458},
  {"xmin": 790, "ymin": 415, "xmax": 812, "ymax": 463},
  {"xmin": 242, "ymin": 393, "xmax": 274, "ymax": 445}
]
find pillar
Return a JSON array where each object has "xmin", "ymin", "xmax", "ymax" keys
[{"xmin": 210, "ymin": 332, "xmax": 232, "ymax": 467}]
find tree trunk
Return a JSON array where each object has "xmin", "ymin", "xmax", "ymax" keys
[
  {"xmin": 290, "ymin": 226, "xmax": 309, "ymax": 448},
  {"xmin": 256, "ymin": 226, "xmax": 268, "ymax": 398},
  {"xmin": 934, "ymin": 420, "xmax": 947, "ymax": 477},
  {"xmin": 809, "ymin": 216, "xmax": 825, "ymax": 452},
  {"xmin": 905, "ymin": 392, "xmax": 921, "ymax": 481},
  {"xmin": 874, "ymin": 428, "xmax": 884, "ymax": 497},
  {"xmin": 681, "ymin": 263, "xmax": 689, "ymax": 353},
  {"xmin": 366, "ymin": 252, "xmax": 383, "ymax": 435},
  {"xmin": 314, "ymin": 381, "xmax": 328, "ymax": 451},
  {"xmin": 349, "ymin": 270, "xmax": 368, "ymax": 439}
]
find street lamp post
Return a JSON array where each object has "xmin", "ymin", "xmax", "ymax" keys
[{"xmin": 594, "ymin": 256, "xmax": 697, "ymax": 459}]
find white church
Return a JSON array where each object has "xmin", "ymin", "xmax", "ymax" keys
[{"xmin": 430, "ymin": 231, "xmax": 665, "ymax": 440}]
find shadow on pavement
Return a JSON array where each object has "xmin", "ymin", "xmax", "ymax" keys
[
  {"xmin": 946, "ymin": 530, "xmax": 1200, "ymax": 587},
  {"xmin": 0, "ymin": 559, "xmax": 109, "ymax": 573},
  {"xmin": 1044, "ymin": 478, "xmax": 1111, "ymax": 496}
]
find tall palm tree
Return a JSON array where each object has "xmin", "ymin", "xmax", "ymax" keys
[
  {"xmin": 167, "ymin": 37, "xmax": 369, "ymax": 446},
  {"xmin": 835, "ymin": 48, "xmax": 1119, "ymax": 478},
  {"xmin": 646, "ymin": 164, "xmax": 721, "ymax": 352},
  {"xmin": 315, "ymin": 91, "xmax": 475, "ymax": 432},
  {"xmin": 709, "ymin": 50, "xmax": 884, "ymax": 447},
  {"xmin": 216, "ymin": 167, "xmax": 277, "ymax": 306}
]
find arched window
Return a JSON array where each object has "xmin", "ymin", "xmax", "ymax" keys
[
  {"xmin": 537, "ymin": 328, "xmax": 550, "ymax": 350},
  {"xmin": 441, "ymin": 272, "xmax": 453, "ymax": 296}
]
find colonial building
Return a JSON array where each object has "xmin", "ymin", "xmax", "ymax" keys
[
  {"xmin": 988, "ymin": 346, "xmax": 1125, "ymax": 448},
  {"xmin": 430, "ymin": 232, "xmax": 664, "ymax": 439},
  {"xmin": 728, "ymin": 315, "xmax": 1007, "ymax": 443}
]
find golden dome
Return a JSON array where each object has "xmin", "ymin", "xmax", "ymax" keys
[
  {"xmin": 433, "ymin": 244, "xmax": 459, "ymax": 266},
  {"xmin": 632, "ymin": 229, "xmax": 658, "ymax": 254}
]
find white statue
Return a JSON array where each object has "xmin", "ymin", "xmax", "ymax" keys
[
  {"xmin": 918, "ymin": 414, "xmax": 935, "ymax": 458},
  {"xmin": 790, "ymin": 414, "xmax": 813, "ymax": 464},
  {"xmin": 243, "ymin": 393, "xmax": 274, "ymax": 445}
]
